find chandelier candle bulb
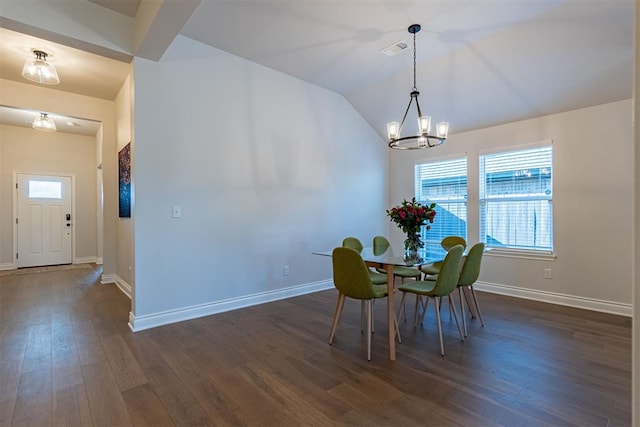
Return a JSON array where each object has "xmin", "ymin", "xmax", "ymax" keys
[
  {"xmin": 436, "ymin": 122, "xmax": 449, "ymax": 138},
  {"xmin": 418, "ymin": 116, "xmax": 431, "ymax": 134},
  {"xmin": 387, "ymin": 122, "xmax": 400, "ymax": 140}
]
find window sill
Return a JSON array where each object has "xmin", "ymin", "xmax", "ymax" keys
[{"xmin": 484, "ymin": 248, "xmax": 556, "ymax": 261}]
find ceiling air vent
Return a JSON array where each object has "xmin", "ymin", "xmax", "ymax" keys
[{"xmin": 381, "ymin": 40, "xmax": 409, "ymax": 56}]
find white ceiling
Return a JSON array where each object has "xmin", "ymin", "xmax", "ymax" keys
[{"xmin": 0, "ymin": 0, "xmax": 634, "ymax": 138}]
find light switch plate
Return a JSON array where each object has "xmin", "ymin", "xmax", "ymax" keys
[{"xmin": 172, "ymin": 205, "xmax": 181, "ymax": 218}]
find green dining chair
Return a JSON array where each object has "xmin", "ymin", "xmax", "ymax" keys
[
  {"xmin": 457, "ymin": 242, "xmax": 485, "ymax": 337},
  {"xmin": 372, "ymin": 236, "xmax": 422, "ymax": 284},
  {"xmin": 329, "ymin": 247, "xmax": 401, "ymax": 360},
  {"xmin": 398, "ymin": 245, "xmax": 464, "ymax": 356},
  {"xmin": 342, "ymin": 237, "xmax": 387, "ymax": 333},
  {"xmin": 342, "ymin": 237, "xmax": 387, "ymax": 285},
  {"xmin": 420, "ymin": 236, "xmax": 467, "ymax": 277}
]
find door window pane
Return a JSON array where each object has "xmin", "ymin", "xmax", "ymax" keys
[{"xmin": 28, "ymin": 180, "xmax": 62, "ymax": 199}]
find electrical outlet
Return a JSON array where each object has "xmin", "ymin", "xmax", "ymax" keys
[
  {"xmin": 283, "ymin": 266, "xmax": 289, "ymax": 276},
  {"xmin": 544, "ymin": 268, "xmax": 552, "ymax": 279}
]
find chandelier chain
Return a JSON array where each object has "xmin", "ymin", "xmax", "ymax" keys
[{"xmin": 412, "ymin": 31, "xmax": 417, "ymax": 90}]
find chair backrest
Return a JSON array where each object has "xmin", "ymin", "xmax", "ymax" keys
[
  {"xmin": 342, "ymin": 237, "xmax": 364, "ymax": 253},
  {"xmin": 332, "ymin": 247, "xmax": 376, "ymax": 299},
  {"xmin": 441, "ymin": 236, "xmax": 467, "ymax": 251},
  {"xmin": 431, "ymin": 245, "xmax": 464, "ymax": 297},
  {"xmin": 372, "ymin": 235, "xmax": 390, "ymax": 255},
  {"xmin": 458, "ymin": 242, "xmax": 485, "ymax": 287}
]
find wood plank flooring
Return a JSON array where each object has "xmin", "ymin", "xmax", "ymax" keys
[{"xmin": 0, "ymin": 265, "xmax": 631, "ymax": 426}]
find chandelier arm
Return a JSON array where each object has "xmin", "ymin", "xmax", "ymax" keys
[
  {"xmin": 398, "ymin": 96, "xmax": 415, "ymax": 135},
  {"xmin": 413, "ymin": 92, "xmax": 424, "ymax": 120}
]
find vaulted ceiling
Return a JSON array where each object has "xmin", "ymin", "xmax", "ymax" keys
[{"xmin": 0, "ymin": 0, "xmax": 634, "ymax": 137}]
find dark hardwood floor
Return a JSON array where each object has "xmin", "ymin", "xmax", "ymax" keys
[{"xmin": 0, "ymin": 264, "xmax": 631, "ymax": 426}]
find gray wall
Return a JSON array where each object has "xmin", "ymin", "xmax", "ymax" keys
[{"xmin": 129, "ymin": 35, "xmax": 388, "ymax": 326}]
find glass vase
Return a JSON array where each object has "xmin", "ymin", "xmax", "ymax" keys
[{"xmin": 403, "ymin": 235, "xmax": 422, "ymax": 266}]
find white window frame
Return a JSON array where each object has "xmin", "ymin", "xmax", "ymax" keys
[
  {"xmin": 479, "ymin": 141, "xmax": 554, "ymax": 256},
  {"xmin": 414, "ymin": 155, "xmax": 468, "ymax": 256}
]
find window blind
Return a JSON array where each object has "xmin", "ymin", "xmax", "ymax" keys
[
  {"xmin": 414, "ymin": 157, "xmax": 467, "ymax": 252},
  {"xmin": 479, "ymin": 145, "xmax": 553, "ymax": 251}
]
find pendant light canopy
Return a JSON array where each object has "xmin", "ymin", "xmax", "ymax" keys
[
  {"xmin": 22, "ymin": 50, "xmax": 60, "ymax": 85},
  {"xmin": 33, "ymin": 113, "xmax": 57, "ymax": 132},
  {"xmin": 387, "ymin": 24, "xmax": 449, "ymax": 150}
]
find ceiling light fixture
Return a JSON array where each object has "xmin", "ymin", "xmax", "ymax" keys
[
  {"xmin": 33, "ymin": 113, "xmax": 57, "ymax": 132},
  {"xmin": 22, "ymin": 50, "xmax": 60, "ymax": 85},
  {"xmin": 387, "ymin": 24, "xmax": 448, "ymax": 150}
]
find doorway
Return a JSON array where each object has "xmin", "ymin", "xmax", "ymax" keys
[{"xmin": 16, "ymin": 173, "xmax": 73, "ymax": 268}]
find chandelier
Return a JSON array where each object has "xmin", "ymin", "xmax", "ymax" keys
[
  {"xmin": 33, "ymin": 113, "xmax": 57, "ymax": 132},
  {"xmin": 387, "ymin": 24, "xmax": 448, "ymax": 150},
  {"xmin": 22, "ymin": 50, "xmax": 60, "ymax": 85}
]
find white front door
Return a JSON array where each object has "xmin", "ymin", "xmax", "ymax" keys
[{"xmin": 17, "ymin": 174, "xmax": 73, "ymax": 267}]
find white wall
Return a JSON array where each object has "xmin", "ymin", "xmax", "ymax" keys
[
  {"xmin": 129, "ymin": 35, "xmax": 387, "ymax": 328},
  {"xmin": 390, "ymin": 100, "xmax": 633, "ymax": 313},
  {"xmin": 0, "ymin": 124, "xmax": 97, "ymax": 265},
  {"xmin": 114, "ymin": 73, "xmax": 134, "ymax": 291},
  {"xmin": 631, "ymin": 0, "xmax": 639, "ymax": 420}
]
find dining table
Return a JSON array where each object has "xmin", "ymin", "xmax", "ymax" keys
[{"xmin": 313, "ymin": 245, "xmax": 445, "ymax": 361}]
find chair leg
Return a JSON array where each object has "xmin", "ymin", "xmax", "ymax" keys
[
  {"xmin": 394, "ymin": 307, "xmax": 402, "ymax": 344},
  {"xmin": 402, "ymin": 295, "xmax": 407, "ymax": 322},
  {"xmin": 329, "ymin": 293, "xmax": 346, "ymax": 344},
  {"xmin": 461, "ymin": 286, "xmax": 474, "ymax": 318},
  {"xmin": 399, "ymin": 292, "xmax": 407, "ymax": 322},
  {"xmin": 419, "ymin": 297, "xmax": 430, "ymax": 326},
  {"xmin": 448, "ymin": 295, "xmax": 464, "ymax": 342},
  {"xmin": 371, "ymin": 299, "xmax": 375, "ymax": 333},
  {"xmin": 470, "ymin": 286, "xmax": 485, "ymax": 327},
  {"xmin": 459, "ymin": 287, "xmax": 467, "ymax": 337},
  {"xmin": 434, "ymin": 296, "xmax": 445, "ymax": 356},
  {"xmin": 360, "ymin": 300, "xmax": 376, "ymax": 334},
  {"xmin": 366, "ymin": 299, "xmax": 372, "ymax": 361},
  {"xmin": 413, "ymin": 294, "xmax": 420, "ymax": 328}
]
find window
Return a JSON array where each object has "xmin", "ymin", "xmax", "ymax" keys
[
  {"xmin": 479, "ymin": 144, "xmax": 553, "ymax": 252},
  {"xmin": 28, "ymin": 180, "xmax": 62, "ymax": 199},
  {"xmin": 415, "ymin": 157, "xmax": 467, "ymax": 256}
]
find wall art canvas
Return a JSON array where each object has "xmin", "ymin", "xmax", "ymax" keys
[{"xmin": 118, "ymin": 142, "xmax": 131, "ymax": 218}]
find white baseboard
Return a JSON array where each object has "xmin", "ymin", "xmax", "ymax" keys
[
  {"xmin": 0, "ymin": 262, "xmax": 16, "ymax": 271},
  {"xmin": 115, "ymin": 276, "xmax": 132, "ymax": 299},
  {"xmin": 101, "ymin": 273, "xmax": 117, "ymax": 284},
  {"xmin": 100, "ymin": 273, "xmax": 132, "ymax": 299},
  {"xmin": 128, "ymin": 279, "xmax": 334, "ymax": 332},
  {"xmin": 475, "ymin": 281, "xmax": 633, "ymax": 317},
  {"xmin": 96, "ymin": 257, "xmax": 103, "ymax": 265}
]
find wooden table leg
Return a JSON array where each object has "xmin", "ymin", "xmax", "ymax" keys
[{"xmin": 386, "ymin": 265, "xmax": 396, "ymax": 361}]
